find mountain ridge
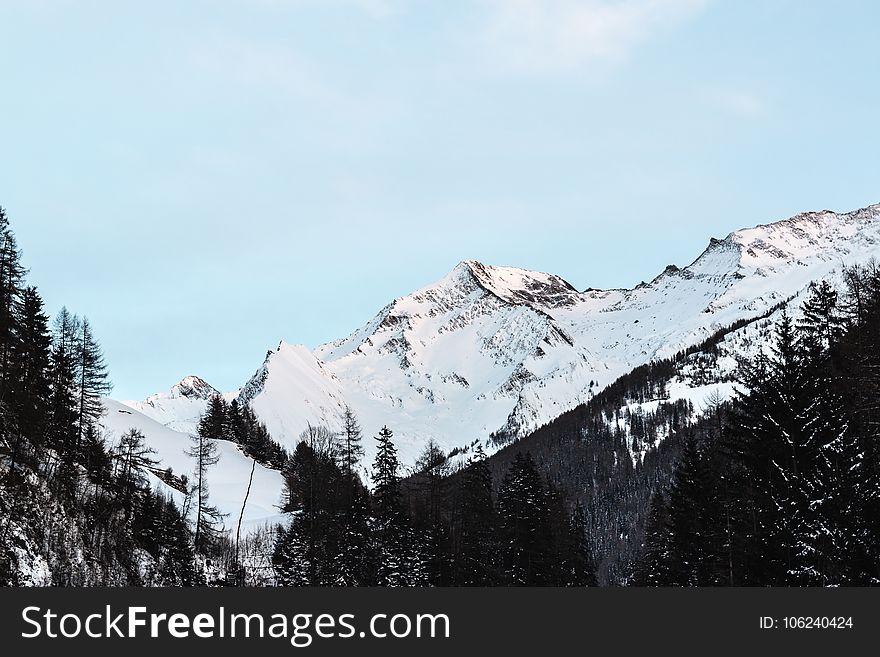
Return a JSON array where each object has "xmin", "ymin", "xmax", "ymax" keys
[{"xmin": 122, "ymin": 201, "xmax": 880, "ymax": 467}]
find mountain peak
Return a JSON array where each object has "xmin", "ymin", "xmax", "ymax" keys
[
  {"xmin": 729, "ymin": 202, "xmax": 880, "ymax": 268},
  {"xmin": 168, "ymin": 375, "xmax": 219, "ymax": 401},
  {"xmin": 459, "ymin": 259, "xmax": 580, "ymax": 309}
]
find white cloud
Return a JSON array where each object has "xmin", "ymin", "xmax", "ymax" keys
[{"xmin": 477, "ymin": 0, "xmax": 706, "ymax": 75}]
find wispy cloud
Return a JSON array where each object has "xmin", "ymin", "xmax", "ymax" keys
[{"xmin": 476, "ymin": 0, "xmax": 706, "ymax": 75}]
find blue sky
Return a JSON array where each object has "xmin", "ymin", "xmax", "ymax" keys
[{"xmin": 1, "ymin": 0, "xmax": 878, "ymax": 401}]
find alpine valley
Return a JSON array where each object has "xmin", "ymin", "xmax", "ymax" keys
[{"xmin": 4, "ymin": 202, "xmax": 880, "ymax": 585}]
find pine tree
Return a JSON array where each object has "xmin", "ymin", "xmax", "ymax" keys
[
  {"xmin": 226, "ymin": 399, "xmax": 244, "ymax": 443},
  {"xmin": 7, "ymin": 286, "xmax": 51, "ymax": 466},
  {"xmin": 837, "ymin": 264, "xmax": 880, "ymax": 583},
  {"xmin": 727, "ymin": 311, "xmax": 811, "ymax": 584},
  {"xmin": 0, "ymin": 207, "xmax": 25, "ymax": 403},
  {"xmin": 334, "ymin": 482, "xmax": 371, "ymax": 586},
  {"xmin": 48, "ymin": 308, "xmax": 80, "ymax": 463},
  {"xmin": 157, "ymin": 495, "xmax": 198, "ymax": 586},
  {"xmin": 798, "ymin": 280, "xmax": 845, "ymax": 352},
  {"xmin": 666, "ymin": 435, "xmax": 720, "ymax": 585},
  {"xmin": 81, "ymin": 422, "xmax": 112, "ymax": 494},
  {"xmin": 332, "ymin": 408, "xmax": 370, "ymax": 585},
  {"xmin": 371, "ymin": 426, "xmax": 422, "ymax": 585},
  {"xmin": 634, "ymin": 492, "xmax": 674, "ymax": 586},
  {"xmin": 452, "ymin": 445, "xmax": 498, "ymax": 585},
  {"xmin": 198, "ymin": 395, "xmax": 228, "ymax": 444},
  {"xmin": 412, "ymin": 439, "xmax": 450, "ymax": 585},
  {"xmin": 566, "ymin": 503, "xmax": 598, "ymax": 586},
  {"xmin": 372, "ymin": 426, "xmax": 402, "ymax": 522},
  {"xmin": 497, "ymin": 452, "xmax": 553, "ymax": 585},
  {"xmin": 75, "ymin": 317, "xmax": 111, "ymax": 453},
  {"xmin": 274, "ymin": 427, "xmax": 347, "ymax": 585}
]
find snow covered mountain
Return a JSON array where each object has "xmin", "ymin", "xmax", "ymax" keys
[
  {"xmin": 125, "ymin": 375, "xmax": 222, "ymax": 435},
  {"xmin": 123, "ymin": 203, "xmax": 880, "ymax": 471}
]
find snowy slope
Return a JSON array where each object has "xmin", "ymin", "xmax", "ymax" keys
[
  {"xmin": 124, "ymin": 203, "xmax": 880, "ymax": 468},
  {"xmin": 123, "ymin": 375, "xmax": 220, "ymax": 435},
  {"xmin": 102, "ymin": 398, "xmax": 286, "ymax": 533}
]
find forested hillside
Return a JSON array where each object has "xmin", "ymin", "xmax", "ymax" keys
[
  {"xmin": 635, "ymin": 274, "xmax": 880, "ymax": 585},
  {"xmin": 0, "ymin": 208, "xmax": 199, "ymax": 584}
]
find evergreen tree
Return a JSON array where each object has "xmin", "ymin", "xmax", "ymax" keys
[
  {"xmin": 156, "ymin": 496, "xmax": 198, "ymax": 586},
  {"xmin": 372, "ymin": 426, "xmax": 402, "ymax": 523},
  {"xmin": 726, "ymin": 311, "xmax": 811, "ymax": 584},
  {"xmin": 48, "ymin": 308, "xmax": 80, "ymax": 465},
  {"xmin": 334, "ymin": 481, "xmax": 371, "ymax": 586},
  {"xmin": 634, "ymin": 492, "xmax": 674, "ymax": 586},
  {"xmin": 412, "ymin": 439, "xmax": 450, "ymax": 585},
  {"xmin": 837, "ymin": 265, "xmax": 880, "ymax": 582},
  {"xmin": 81, "ymin": 422, "xmax": 112, "ymax": 496},
  {"xmin": 75, "ymin": 317, "xmax": 111, "ymax": 453},
  {"xmin": 666, "ymin": 435, "xmax": 720, "ymax": 585},
  {"xmin": 274, "ymin": 427, "xmax": 347, "ymax": 585},
  {"xmin": 798, "ymin": 280, "xmax": 845, "ymax": 352},
  {"xmin": 198, "ymin": 395, "xmax": 228, "ymax": 445},
  {"xmin": 497, "ymin": 452, "xmax": 553, "ymax": 585},
  {"xmin": 226, "ymin": 399, "xmax": 244, "ymax": 443},
  {"xmin": 565, "ymin": 503, "xmax": 598, "ymax": 586},
  {"xmin": 7, "ymin": 286, "xmax": 51, "ymax": 466},
  {"xmin": 451, "ymin": 445, "xmax": 498, "ymax": 585},
  {"xmin": 0, "ymin": 207, "xmax": 25, "ymax": 403},
  {"xmin": 370, "ymin": 426, "xmax": 424, "ymax": 585}
]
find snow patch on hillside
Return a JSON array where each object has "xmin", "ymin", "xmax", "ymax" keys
[{"xmin": 103, "ymin": 399, "xmax": 285, "ymax": 533}]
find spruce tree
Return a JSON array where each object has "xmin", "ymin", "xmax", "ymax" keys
[
  {"xmin": 75, "ymin": 317, "xmax": 111, "ymax": 453},
  {"xmin": 198, "ymin": 395, "xmax": 228, "ymax": 444},
  {"xmin": 412, "ymin": 439, "xmax": 450, "ymax": 585},
  {"xmin": 8, "ymin": 286, "xmax": 51, "ymax": 466},
  {"xmin": 798, "ymin": 280, "xmax": 845, "ymax": 352},
  {"xmin": 0, "ymin": 207, "xmax": 25, "ymax": 403},
  {"xmin": 274, "ymin": 427, "xmax": 347, "ymax": 585},
  {"xmin": 452, "ymin": 445, "xmax": 498, "ymax": 585},
  {"xmin": 837, "ymin": 265, "xmax": 880, "ymax": 582},
  {"xmin": 566, "ymin": 503, "xmax": 598, "ymax": 586},
  {"xmin": 666, "ymin": 434, "xmax": 723, "ymax": 585},
  {"xmin": 727, "ymin": 312, "xmax": 811, "ymax": 584},
  {"xmin": 371, "ymin": 426, "xmax": 422, "ymax": 585},
  {"xmin": 157, "ymin": 495, "xmax": 198, "ymax": 586},
  {"xmin": 372, "ymin": 426, "xmax": 402, "ymax": 523},
  {"xmin": 48, "ymin": 308, "xmax": 80, "ymax": 463},
  {"xmin": 634, "ymin": 492, "xmax": 674, "ymax": 586},
  {"xmin": 497, "ymin": 452, "xmax": 553, "ymax": 585}
]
